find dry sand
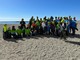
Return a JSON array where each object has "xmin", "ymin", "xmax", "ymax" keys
[{"xmin": 0, "ymin": 23, "xmax": 80, "ymax": 60}]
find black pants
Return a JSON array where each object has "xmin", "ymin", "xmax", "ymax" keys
[
  {"xmin": 66, "ymin": 30, "xmax": 69, "ymax": 36},
  {"xmin": 40, "ymin": 27, "xmax": 43, "ymax": 35},
  {"xmin": 36, "ymin": 26, "xmax": 39, "ymax": 35},
  {"xmin": 17, "ymin": 34, "xmax": 22, "ymax": 38},
  {"xmin": 56, "ymin": 29, "xmax": 59, "ymax": 36},
  {"xmin": 44, "ymin": 27, "xmax": 47, "ymax": 34},
  {"xmin": 70, "ymin": 27, "xmax": 75, "ymax": 35},
  {"xmin": 3, "ymin": 32, "xmax": 8, "ymax": 39},
  {"xmin": 51, "ymin": 28, "xmax": 55, "ymax": 35},
  {"xmin": 23, "ymin": 29, "xmax": 26, "ymax": 37},
  {"xmin": 7, "ymin": 32, "xmax": 11, "ymax": 38},
  {"xmin": 3, "ymin": 31, "xmax": 11, "ymax": 39},
  {"xmin": 72, "ymin": 28, "xmax": 75, "ymax": 35}
]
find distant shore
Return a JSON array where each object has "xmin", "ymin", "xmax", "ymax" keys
[{"xmin": 0, "ymin": 21, "xmax": 29, "ymax": 24}]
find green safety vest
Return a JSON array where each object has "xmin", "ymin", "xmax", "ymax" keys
[
  {"xmin": 25, "ymin": 29, "xmax": 30, "ymax": 35},
  {"xmin": 3, "ymin": 25, "xmax": 8, "ymax": 32},
  {"xmin": 36, "ymin": 21, "xmax": 40, "ymax": 26},
  {"xmin": 61, "ymin": 19, "xmax": 64, "ymax": 23},
  {"xmin": 10, "ymin": 30, "xmax": 16, "ymax": 34},
  {"xmin": 17, "ymin": 29, "xmax": 22, "ymax": 35},
  {"xmin": 56, "ymin": 24, "xmax": 60, "ymax": 30}
]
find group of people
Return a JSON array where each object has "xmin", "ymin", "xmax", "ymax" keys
[
  {"xmin": 3, "ymin": 18, "xmax": 31, "ymax": 39},
  {"xmin": 3, "ymin": 16, "xmax": 78, "ymax": 39}
]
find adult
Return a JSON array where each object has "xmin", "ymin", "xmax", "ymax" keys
[
  {"xmin": 29, "ymin": 16, "xmax": 35, "ymax": 28},
  {"xmin": 73, "ymin": 17, "xmax": 77, "ymax": 28},
  {"xmin": 20, "ymin": 18, "xmax": 26, "ymax": 29}
]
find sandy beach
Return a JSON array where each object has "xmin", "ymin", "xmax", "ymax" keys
[{"xmin": 0, "ymin": 23, "xmax": 80, "ymax": 60}]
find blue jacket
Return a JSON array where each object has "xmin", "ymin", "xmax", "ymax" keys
[{"xmin": 70, "ymin": 20, "xmax": 76, "ymax": 28}]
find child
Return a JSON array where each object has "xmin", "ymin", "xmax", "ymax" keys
[
  {"xmin": 16, "ymin": 26, "xmax": 23, "ymax": 38},
  {"xmin": 3, "ymin": 24, "xmax": 8, "ymax": 39}
]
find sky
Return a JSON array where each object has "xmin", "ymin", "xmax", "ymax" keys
[{"xmin": 0, "ymin": 0, "xmax": 80, "ymax": 21}]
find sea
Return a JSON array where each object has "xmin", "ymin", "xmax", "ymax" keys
[{"xmin": 0, "ymin": 21, "xmax": 29, "ymax": 24}]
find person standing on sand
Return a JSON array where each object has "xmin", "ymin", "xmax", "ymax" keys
[
  {"xmin": 70, "ymin": 18, "xmax": 78, "ymax": 35},
  {"xmin": 29, "ymin": 16, "xmax": 35, "ymax": 28},
  {"xmin": 35, "ymin": 16, "xmax": 40, "ymax": 35},
  {"xmin": 50, "ymin": 16, "xmax": 54, "ymax": 21},
  {"xmin": 73, "ymin": 17, "xmax": 78, "ymax": 30},
  {"xmin": 41, "ymin": 21, "xmax": 46, "ymax": 34},
  {"xmin": 31, "ymin": 21, "xmax": 37, "ymax": 36},
  {"xmin": 20, "ymin": 18, "xmax": 26, "ymax": 37},
  {"xmin": 20, "ymin": 18, "xmax": 26, "ymax": 29},
  {"xmin": 50, "ymin": 21, "xmax": 55, "ymax": 35}
]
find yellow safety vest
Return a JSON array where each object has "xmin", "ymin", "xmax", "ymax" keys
[
  {"xmin": 3, "ymin": 26, "xmax": 8, "ymax": 32},
  {"xmin": 61, "ymin": 19, "xmax": 64, "ymax": 23}
]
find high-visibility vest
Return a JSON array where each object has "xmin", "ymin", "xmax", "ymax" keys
[
  {"xmin": 17, "ymin": 29, "xmax": 22, "ymax": 35},
  {"xmin": 25, "ymin": 29, "xmax": 30, "ymax": 35},
  {"xmin": 36, "ymin": 21, "xmax": 40, "ymax": 26},
  {"xmin": 61, "ymin": 19, "xmax": 64, "ymax": 23},
  {"xmin": 3, "ymin": 25, "xmax": 8, "ymax": 32}
]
